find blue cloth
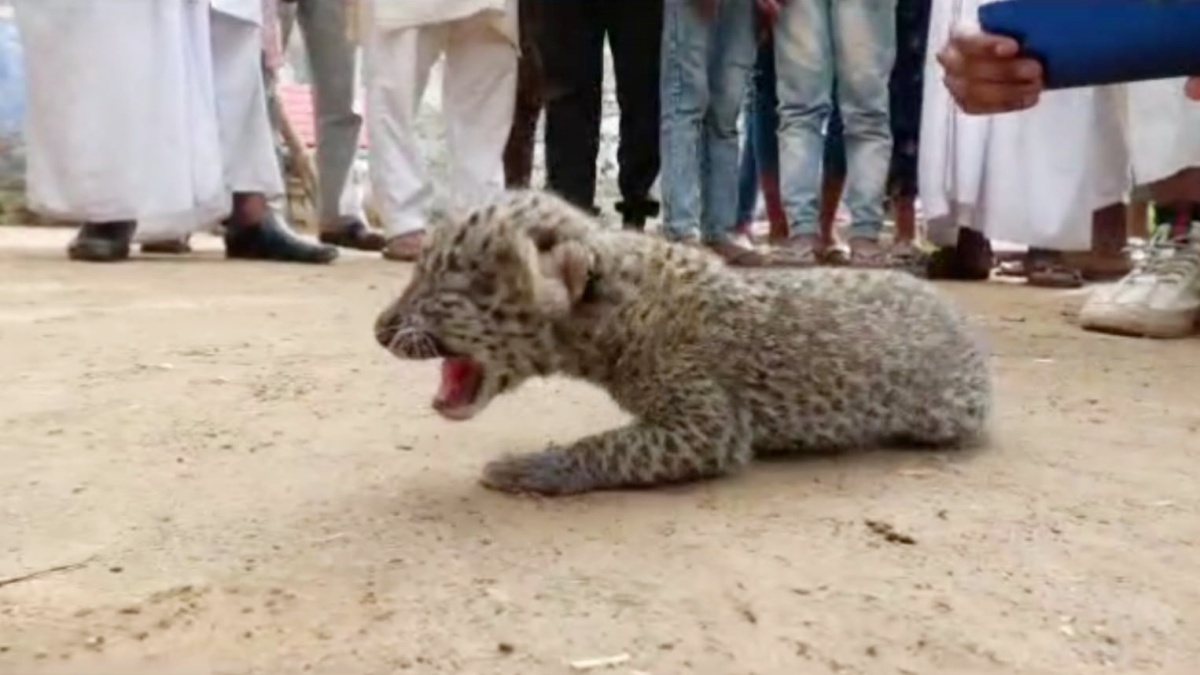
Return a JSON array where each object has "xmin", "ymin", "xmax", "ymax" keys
[{"xmin": 979, "ymin": 0, "xmax": 1200, "ymax": 90}]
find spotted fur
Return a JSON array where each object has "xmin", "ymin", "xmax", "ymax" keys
[{"xmin": 374, "ymin": 190, "xmax": 992, "ymax": 495}]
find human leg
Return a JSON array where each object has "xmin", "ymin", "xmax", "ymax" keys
[
  {"xmin": 364, "ymin": 22, "xmax": 444, "ymax": 261},
  {"xmin": 747, "ymin": 39, "xmax": 789, "ymax": 242},
  {"xmin": 735, "ymin": 90, "xmax": 760, "ymax": 233},
  {"xmin": 700, "ymin": 0, "xmax": 757, "ymax": 245},
  {"xmin": 659, "ymin": 0, "xmax": 711, "ymax": 242},
  {"xmin": 606, "ymin": 0, "xmax": 663, "ymax": 229},
  {"xmin": 538, "ymin": 0, "xmax": 604, "ymax": 212},
  {"xmin": 774, "ymin": 0, "xmax": 834, "ymax": 265},
  {"xmin": 298, "ymin": 0, "xmax": 385, "ymax": 250},
  {"xmin": 442, "ymin": 15, "xmax": 518, "ymax": 213},
  {"xmin": 820, "ymin": 93, "xmax": 847, "ymax": 259},
  {"xmin": 831, "ymin": 0, "xmax": 896, "ymax": 266},
  {"xmin": 1081, "ymin": 169, "xmax": 1200, "ymax": 337},
  {"xmin": 16, "ymin": 0, "xmax": 227, "ymax": 261},
  {"xmin": 209, "ymin": 9, "xmax": 336, "ymax": 263},
  {"xmin": 886, "ymin": 0, "xmax": 930, "ymax": 255},
  {"xmin": 503, "ymin": 0, "xmax": 543, "ymax": 190}
]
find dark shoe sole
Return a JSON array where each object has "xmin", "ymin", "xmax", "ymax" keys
[
  {"xmin": 68, "ymin": 242, "xmax": 131, "ymax": 262},
  {"xmin": 141, "ymin": 241, "xmax": 192, "ymax": 255},
  {"xmin": 319, "ymin": 230, "xmax": 386, "ymax": 252}
]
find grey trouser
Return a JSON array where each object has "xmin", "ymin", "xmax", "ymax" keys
[{"xmin": 278, "ymin": 0, "xmax": 362, "ymax": 226}]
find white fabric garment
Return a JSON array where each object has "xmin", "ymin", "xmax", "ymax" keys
[
  {"xmin": 1124, "ymin": 78, "xmax": 1200, "ymax": 187},
  {"xmin": 212, "ymin": 0, "xmax": 262, "ymax": 25},
  {"xmin": 15, "ymin": 0, "xmax": 285, "ymax": 242},
  {"xmin": 363, "ymin": 9, "xmax": 517, "ymax": 237},
  {"xmin": 919, "ymin": 0, "xmax": 1131, "ymax": 251},
  {"xmin": 209, "ymin": 11, "xmax": 285, "ymax": 199},
  {"xmin": 14, "ymin": 0, "xmax": 228, "ymax": 238},
  {"xmin": 365, "ymin": 0, "xmax": 517, "ymax": 45}
]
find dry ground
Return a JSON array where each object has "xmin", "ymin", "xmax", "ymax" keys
[{"xmin": 0, "ymin": 227, "xmax": 1197, "ymax": 675}]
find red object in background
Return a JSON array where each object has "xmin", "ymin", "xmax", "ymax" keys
[{"xmin": 275, "ymin": 83, "xmax": 370, "ymax": 150}]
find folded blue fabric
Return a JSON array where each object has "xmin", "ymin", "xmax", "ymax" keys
[{"xmin": 978, "ymin": 0, "xmax": 1200, "ymax": 90}]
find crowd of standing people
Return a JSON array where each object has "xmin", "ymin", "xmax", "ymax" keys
[{"xmin": 7, "ymin": 0, "xmax": 1200, "ymax": 340}]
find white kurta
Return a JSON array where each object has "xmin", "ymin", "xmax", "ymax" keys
[
  {"xmin": 208, "ymin": 5, "xmax": 285, "ymax": 200},
  {"xmin": 361, "ymin": 0, "xmax": 517, "ymax": 237},
  {"xmin": 919, "ymin": 0, "xmax": 1131, "ymax": 251},
  {"xmin": 14, "ymin": 0, "xmax": 227, "ymax": 238},
  {"xmin": 369, "ymin": 0, "xmax": 517, "ymax": 43},
  {"xmin": 14, "ymin": 0, "xmax": 283, "ymax": 242},
  {"xmin": 1124, "ymin": 78, "xmax": 1200, "ymax": 188}
]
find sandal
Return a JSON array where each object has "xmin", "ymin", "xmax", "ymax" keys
[
  {"xmin": 382, "ymin": 231, "xmax": 425, "ymax": 262},
  {"xmin": 821, "ymin": 242, "xmax": 850, "ymax": 266},
  {"xmin": 1024, "ymin": 248, "xmax": 1084, "ymax": 288},
  {"xmin": 848, "ymin": 237, "xmax": 892, "ymax": 268},
  {"xmin": 771, "ymin": 236, "xmax": 822, "ymax": 267}
]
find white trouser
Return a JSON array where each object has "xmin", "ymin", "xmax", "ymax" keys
[
  {"xmin": 364, "ymin": 13, "xmax": 517, "ymax": 237},
  {"xmin": 13, "ymin": 0, "xmax": 227, "ymax": 231},
  {"xmin": 211, "ymin": 11, "xmax": 285, "ymax": 198}
]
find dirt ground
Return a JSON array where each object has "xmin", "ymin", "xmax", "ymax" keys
[{"xmin": 0, "ymin": 226, "xmax": 1197, "ymax": 675}]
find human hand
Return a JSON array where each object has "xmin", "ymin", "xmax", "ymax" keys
[
  {"xmin": 1187, "ymin": 77, "xmax": 1200, "ymax": 101},
  {"xmin": 936, "ymin": 28, "xmax": 1044, "ymax": 115}
]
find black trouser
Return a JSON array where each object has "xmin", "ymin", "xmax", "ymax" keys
[
  {"xmin": 504, "ymin": 0, "xmax": 543, "ymax": 189},
  {"xmin": 537, "ymin": 0, "xmax": 663, "ymax": 224}
]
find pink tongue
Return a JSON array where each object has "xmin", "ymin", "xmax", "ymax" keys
[{"xmin": 436, "ymin": 358, "xmax": 476, "ymax": 407}]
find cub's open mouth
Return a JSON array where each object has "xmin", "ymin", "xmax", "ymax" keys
[{"xmin": 433, "ymin": 356, "xmax": 485, "ymax": 420}]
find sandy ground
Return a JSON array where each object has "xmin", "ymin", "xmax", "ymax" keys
[{"xmin": 0, "ymin": 226, "xmax": 1198, "ymax": 675}]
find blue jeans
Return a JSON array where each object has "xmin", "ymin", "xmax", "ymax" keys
[
  {"xmin": 736, "ymin": 39, "xmax": 781, "ymax": 227},
  {"xmin": 775, "ymin": 0, "xmax": 896, "ymax": 239},
  {"xmin": 823, "ymin": 0, "xmax": 931, "ymax": 199},
  {"xmin": 660, "ymin": 0, "xmax": 757, "ymax": 243}
]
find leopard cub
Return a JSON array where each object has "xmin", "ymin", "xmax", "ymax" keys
[{"xmin": 374, "ymin": 190, "xmax": 991, "ymax": 495}]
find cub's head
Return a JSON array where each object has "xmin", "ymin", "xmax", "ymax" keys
[{"xmin": 373, "ymin": 191, "xmax": 600, "ymax": 421}]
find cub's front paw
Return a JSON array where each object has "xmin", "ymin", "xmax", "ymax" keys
[{"xmin": 480, "ymin": 447, "xmax": 596, "ymax": 496}]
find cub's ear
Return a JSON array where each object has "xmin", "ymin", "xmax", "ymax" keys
[
  {"xmin": 539, "ymin": 240, "xmax": 592, "ymax": 304},
  {"xmin": 521, "ymin": 194, "xmax": 601, "ymax": 253}
]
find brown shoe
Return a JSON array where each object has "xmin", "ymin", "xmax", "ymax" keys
[
  {"xmin": 705, "ymin": 239, "xmax": 773, "ymax": 267},
  {"xmin": 381, "ymin": 231, "xmax": 424, "ymax": 262}
]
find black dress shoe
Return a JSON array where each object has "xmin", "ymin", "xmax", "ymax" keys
[
  {"xmin": 67, "ymin": 221, "xmax": 136, "ymax": 262},
  {"xmin": 318, "ymin": 219, "xmax": 387, "ymax": 251},
  {"xmin": 616, "ymin": 199, "xmax": 660, "ymax": 233},
  {"xmin": 223, "ymin": 210, "xmax": 338, "ymax": 264}
]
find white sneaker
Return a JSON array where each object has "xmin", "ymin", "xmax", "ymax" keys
[{"xmin": 1079, "ymin": 229, "xmax": 1200, "ymax": 338}]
